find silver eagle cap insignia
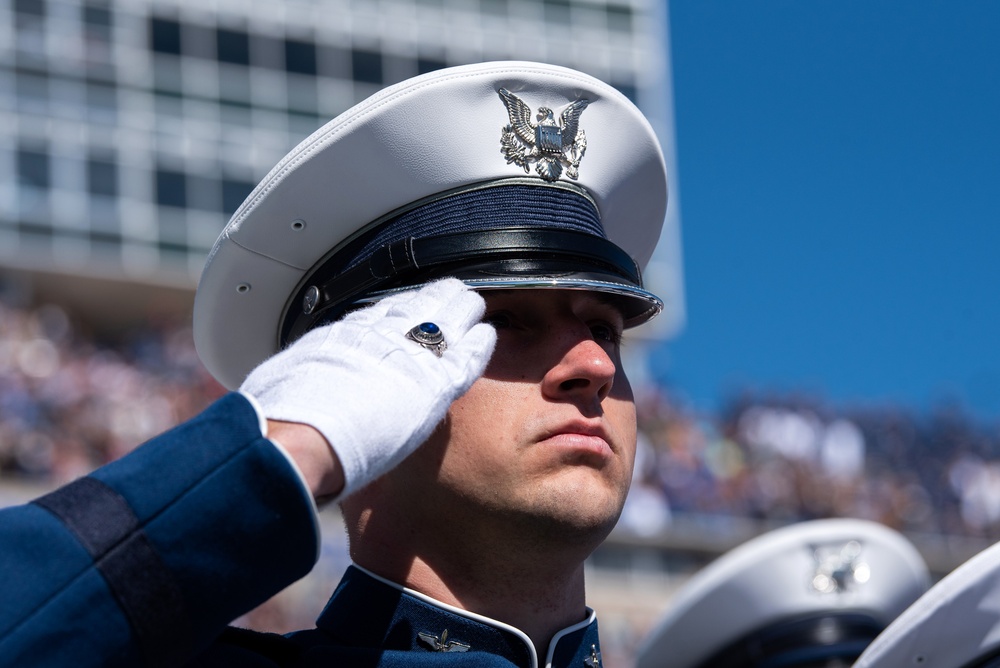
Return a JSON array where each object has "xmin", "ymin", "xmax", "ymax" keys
[
  {"xmin": 810, "ymin": 539, "xmax": 871, "ymax": 595},
  {"xmin": 498, "ymin": 88, "xmax": 589, "ymax": 182}
]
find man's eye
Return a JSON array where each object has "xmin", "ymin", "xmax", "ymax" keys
[
  {"xmin": 483, "ymin": 312, "xmax": 512, "ymax": 329},
  {"xmin": 590, "ymin": 323, "xmax": 622, "ymax": 344}
]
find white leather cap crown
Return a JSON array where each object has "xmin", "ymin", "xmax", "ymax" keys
[{"xmin": 194, "ymin": 60, "xmax": 668, "ymax": 389}]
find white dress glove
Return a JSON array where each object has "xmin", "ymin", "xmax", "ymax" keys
[{"xmin": 240, "ymin": 278, "xmax": 496, "ymax": 499}]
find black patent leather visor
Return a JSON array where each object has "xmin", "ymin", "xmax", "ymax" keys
[
  {"xmin": 696, "ymin": 613, "xmax": 885, "ymax": 668},
  {"xmin": 280, "ymin": 226, "xmax": 662, "ymax": 346}
]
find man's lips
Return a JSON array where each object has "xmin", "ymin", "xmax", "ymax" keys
[{"xmin": 538, "ymin": 422, "xmax": 615, "ymax": 458}]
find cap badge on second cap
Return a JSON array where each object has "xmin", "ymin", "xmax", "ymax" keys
[
  {"xmin": 498, "ymin": 88, "xmax": 589, "ymax": 182},
  {"xmin": 810, "ymin": 539, "xmax": 872, "ymax": 595}
]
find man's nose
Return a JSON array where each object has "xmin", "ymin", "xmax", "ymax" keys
[{"xmin": 541, "ymin": 334, "xmax": 617, "ymax": 404}]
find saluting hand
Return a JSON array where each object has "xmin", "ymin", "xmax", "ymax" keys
[{"xmin": 239, "ymin": 278, "xmax": 496, "ymax": 501}]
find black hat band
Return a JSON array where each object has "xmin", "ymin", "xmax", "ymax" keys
[{"xmin": 281, "ymin": 225, "xmax": 645, "ymax": 346}]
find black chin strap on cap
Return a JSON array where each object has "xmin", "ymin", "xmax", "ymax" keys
[
  {"xmin": 697, "ymin": 613, "xmax": 886, "ymax": 668},
  {"xmin": 280, "ymin": 225, "xmax": 644, "ymax": 346}
]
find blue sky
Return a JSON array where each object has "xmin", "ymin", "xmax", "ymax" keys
[{"xmin": 650, "ymin": 1, "xmax": 1000, "ymax": 420}]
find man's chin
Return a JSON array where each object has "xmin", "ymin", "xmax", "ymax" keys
[{"xmin": 506, "ymin": 487, "xmax": 629, "ymax": 547}]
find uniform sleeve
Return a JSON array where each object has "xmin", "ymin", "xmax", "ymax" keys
[{"xmin": 0, "ymin": 392, "xmax": 320, "ymax": 668}]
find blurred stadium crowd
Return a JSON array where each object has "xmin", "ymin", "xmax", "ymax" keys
[
  {"xmin": 3, "ymin": 292, "xmax": 1000, "ymax": 544},
  {"xmin": 0, "ymin": 292, "xmax": 224, "ymax": 492},
  {"xmin": 623, "ymin": 388, "xmax": 1000, "ymax": 542}
]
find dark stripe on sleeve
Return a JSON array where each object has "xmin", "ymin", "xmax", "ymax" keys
[{"xmin": 34, "ymin": 476, "xmax": 192, "ymax": 667}]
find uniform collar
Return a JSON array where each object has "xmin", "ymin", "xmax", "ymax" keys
[{"xmin": 314, "ymin": 564, "xmax": 603, "ymax": 668}]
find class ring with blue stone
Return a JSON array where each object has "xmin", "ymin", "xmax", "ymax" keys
[{"xmin": 405, "ymin": 322, "xmax": 447, "ymax": 357}]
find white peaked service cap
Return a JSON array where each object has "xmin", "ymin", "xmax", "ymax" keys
[
  {"xmin": 193, "ymin": 61, "xmax": 669, "ymax": 389},
  {"xmin": 635, "ymin": 519, "xmax": 930, "ymax": 668}
]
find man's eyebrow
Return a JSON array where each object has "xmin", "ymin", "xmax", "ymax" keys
[{"xmin": 589, "ymin": 293, "xmax": 628, "ymax": 318}]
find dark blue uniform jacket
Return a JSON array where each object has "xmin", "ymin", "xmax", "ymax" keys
[{"xmin": 0, "ymin": 394, "xmax": 603, "ymax": 668}]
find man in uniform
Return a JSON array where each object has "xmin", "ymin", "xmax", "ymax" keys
[{"xmin": 0, "ymin": 60, "xmax": 668, "ymax": 667}]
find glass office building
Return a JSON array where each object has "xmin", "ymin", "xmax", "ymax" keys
[{"xmin": 0, "ymin": 0, "xmax": 677, "ymax": 327}]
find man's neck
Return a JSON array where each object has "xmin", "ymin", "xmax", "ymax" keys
[{"xmin": 347, "ymin": 506, "xmax": 594, "ymax": 657}]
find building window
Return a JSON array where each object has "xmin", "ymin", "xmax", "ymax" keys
[
  {"xmin": 14, "ymin": 0, "xmax": 46, "ymax": 61},
  {"xmin": 285, "ymin": 39, "xmax": 317, "ymax": 76},
  {"xmin": 157, "ymin": 238, "xmax": 189, "ymax": 256},
  {"xmin": 187, "ymin": 174, "xmax": 219, "ymax": 212},
  {"xmin": 480, "ymin": 0, "xmax": 507, "ymax": 17},
  {"xmin": 17, "ymin": 147, "xmax": 50, "ymax": 189},
  {"xmin": 217, "ymin": 28, "xmax": 250, "ymax": 65},
  {"xmin": 85, "ymin": 80, "xmax": 117, "ymax": 111},
  {"xmin": 82, "ymin": 4, "xmax": 112, "ymax": 29},
  {"xmin": 417, "ymin": 57, "xmax": 446, "ymax": 76},
  {"xmin": 15, "ymin": 69, "xmax": 48, "ymax": 108},
  {"xmin": 87, "ymin": 156, "xmax": 118, "ymax": 196},
  {"xmin": 155, "ymin": 168, "xmax": 187, "ymax": 208},
  {"xmin": 150, "ymin": 17, "xmax": 182, "ymax": 55},
  {"xmin": 185, "ymin": 23, "xmax": 216, "ymax": 60},
  {"xmin": 222, "ymin": 178, "xmax": 255, "ymax": 214},
  {"xmin": 82, "ymin": 3, "xmax": 112, "ymax": 39},
  {"xmin": 88, "ymin": 192, "xmax": 120, "ymax": 243},
  {"xmin": 606, "ymin": 4, "xmax": 633, "ymax": 32},
  {"xmin": 352, "ymin": 49, "xmax": 383, "ymax": 85},
  {"xmin": 611, "ymin": 80, "xmax": 637, "ymax": 104},
  {"xmin": 288, "ymin": 110, "xmax": 322, "ymax": 137},
  {"xmin": 89, "ymin": 228, "xmax": 121, "ymax": 246},
  {"xmin": 543, "ymin": 0, "xmax": 571, "ymax": 24},
  {"xmin": 219, "ymin": 99, "xmax": 253, "ymax": 127},
  {"xmin": 14, "ymin": 0, "xmax": 45, "ymax": 17},
  {"xmin": 82, "ymin": 4, "xmax": 114, "ymax": 66}
]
